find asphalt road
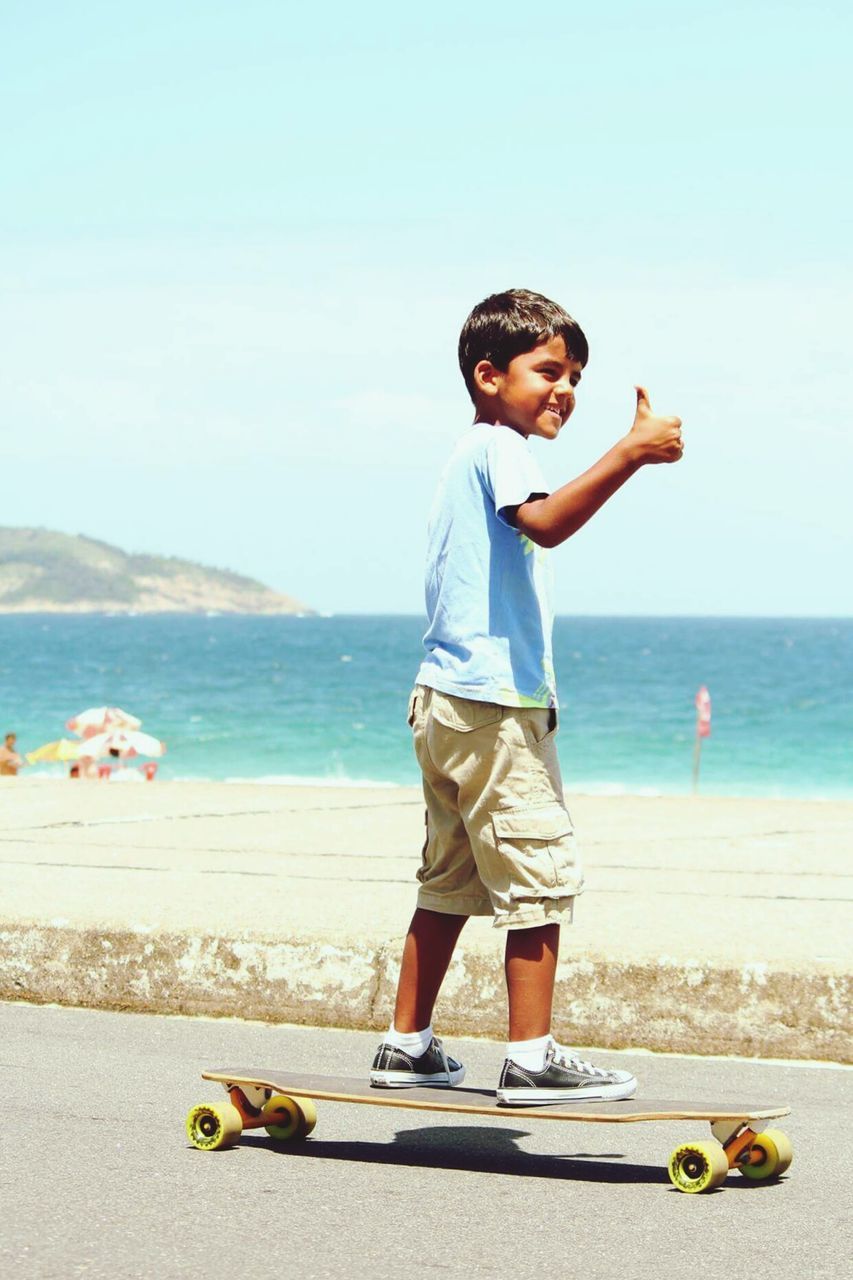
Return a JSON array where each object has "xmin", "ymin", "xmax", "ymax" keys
[{"xmin": 1, "ymin": 1002, "xmax": 850, "ymax": 1279}]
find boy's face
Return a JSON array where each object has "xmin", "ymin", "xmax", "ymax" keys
[{"xmin": 473, "ymin": 336, "xmax": 583, "ymax": 440}]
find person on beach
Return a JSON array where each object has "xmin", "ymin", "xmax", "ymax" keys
[
  {"xmin": 370, "ymin": 288, "xmax": 683, "ymax": 1104},
  {"xmin": 0, "ymin": 732, "xmax": 24, "ymax": 776}
]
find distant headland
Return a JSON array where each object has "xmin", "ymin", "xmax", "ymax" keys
[{"xmin": 0, "ymin": 528, "xmax": 313, "ymax": 615}]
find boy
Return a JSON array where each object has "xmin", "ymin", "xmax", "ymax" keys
[{"xmin": 371, "ymin": 289, "xmax": 683, "ymax": 1104}]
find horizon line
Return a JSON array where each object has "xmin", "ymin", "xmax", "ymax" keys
[{"xmin": 0, "ymin": 611, "xmax": 850, "ymax": 622}]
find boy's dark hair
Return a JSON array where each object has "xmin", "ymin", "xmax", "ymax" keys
[{"xmin": 458, "ymin": 288, "xmax": 589, "ymax": 402}]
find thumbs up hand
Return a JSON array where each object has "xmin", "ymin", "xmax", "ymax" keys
[{"xmin": 628, "ymin": 386, "xmax": 684, "ymax": 464}]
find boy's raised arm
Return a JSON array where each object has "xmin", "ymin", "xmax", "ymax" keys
[{"xmin": 513, "ymin": 387, "xmax": 683, "ymax": 549}]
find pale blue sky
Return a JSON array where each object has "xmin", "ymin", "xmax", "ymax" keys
[{"xmin": 2, "ymin": 1, "xmax": 851, "ymax": 615}]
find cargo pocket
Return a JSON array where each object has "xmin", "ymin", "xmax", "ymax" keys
[{"xmin": 491, "ymin": 804, "xmax": 583, "ymax": 900}]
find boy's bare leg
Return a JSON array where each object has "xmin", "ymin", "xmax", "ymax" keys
[
  {"xmin": 505, "ymin": 922, "xmax": 560, "ymax": 1041},
  {"xmin": 393, "ymin": 907, "xmax": 469, "ymax": 1033}
]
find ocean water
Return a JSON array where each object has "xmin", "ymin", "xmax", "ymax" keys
[{"xmin": 0, "ymin": 615, "xmax": 851, "ymax": 799}]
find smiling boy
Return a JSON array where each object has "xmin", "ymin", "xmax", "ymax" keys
[{"xmin": 370, "ymin": 288, "xmax": 683, "ymax": 1104}]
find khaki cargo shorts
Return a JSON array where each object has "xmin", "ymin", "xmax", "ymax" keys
[{"xmin": 408, "ymin": 685, "xmax": 584, "ymax": 930}]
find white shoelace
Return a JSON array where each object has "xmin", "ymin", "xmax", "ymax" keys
[
  {"xmin": 435, "ymin": 1037, "xmax": 451, "ymax": 1080},
  {"xmin": 549, "ymin": 1042, "xmax": 611, "ymax": 1079}
]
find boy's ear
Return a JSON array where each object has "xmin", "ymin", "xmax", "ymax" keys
[{"xmin": 473, "ymin": 359, "xmax": 502, "ymax": 397}]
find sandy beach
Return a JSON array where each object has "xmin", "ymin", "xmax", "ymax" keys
[{"xmin": 1, "ymin": 778, "xmax": 850, "ymax": 1061}]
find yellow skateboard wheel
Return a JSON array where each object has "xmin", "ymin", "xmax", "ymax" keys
[
  {"xmin": 739, "ymin": 1128, "xmax": 793, "ymax": 1181},
  {"xmin": 295, "ymin": 1097, "xmax": 317, "ymax": 1135},
  {"xmin": 668, "ymin": 1140, "xmax": 730, "ymax": 1193},
  {"xmin": 186, "ymin": 1101, "xmax": 243, "ymax": 1151},
  {"xmin": 264, "ymin": 1094, "xmax": 316, "ymax": 1141}
]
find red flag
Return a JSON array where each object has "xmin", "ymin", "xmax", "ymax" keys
[{"xmin": 695, "ymin": 685, "xmax": 712, "ymax": 739}]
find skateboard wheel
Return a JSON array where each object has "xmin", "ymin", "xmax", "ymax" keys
[
  {"xmin": 668, "ymin": 1140, "xmax": 729, "ymax": 1193},
  {"xmin": 186, "ymin": 1101, "xmax": 243, "ymax": 1151},
  {"xmin": 738, "ymin": 1128, "xmax": 793, "ymax": 1181},
  {"xmin": 295, "ymin": 1097, "xmax": 317, "ymax": 1135},
  {"xmin": 264, "ymin": 1094, "xmax": 316, "ymax": 1141}
]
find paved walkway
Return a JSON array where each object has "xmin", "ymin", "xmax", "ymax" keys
[{"xmin": 1, "ymin": 779, "xmax": 850, "ymax": 1059}]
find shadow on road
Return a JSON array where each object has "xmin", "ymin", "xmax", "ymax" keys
[{"xmin": 239, "ymin": 1123, "xmax": 668, "ymax": 1185}]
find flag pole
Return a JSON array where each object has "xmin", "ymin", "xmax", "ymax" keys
[
  {"xmin": 692, "ymin": 735, "xmax": 702, "ymax": 793},
  {"xmin": 693, "ymin": 685, "xmax": 711, "ymax": 794}
]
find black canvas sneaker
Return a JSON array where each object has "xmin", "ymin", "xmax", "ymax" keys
[
  {"xmin": 496, "ymin": 1040, "xmax": 637, "ymax": 1105},
  {"xmin": 370, "ymin": 1037, "xmax": 466, "ymax": 1088}
]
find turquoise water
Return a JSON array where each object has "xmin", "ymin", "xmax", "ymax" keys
[{"xmin": 0, "ymin": 615, "xmax": 850, "ymax": 798}]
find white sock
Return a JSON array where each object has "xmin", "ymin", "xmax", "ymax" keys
[
  {"xmin": 506, "ymin": 1034, "xmax": 552, "ymax": 1071},
  {"xmin": 386, "ymin": 1024, "xmax": 434, "ymax": 1057}
]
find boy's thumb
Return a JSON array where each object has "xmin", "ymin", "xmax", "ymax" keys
[{"xmin": 635, "ymin": 385, "xmax": 651, "ymax": 412}]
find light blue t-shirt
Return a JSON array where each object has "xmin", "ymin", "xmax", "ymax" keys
[{"xmin": 416, "ymin": 423, "xmax": 557, "ymax": 708}]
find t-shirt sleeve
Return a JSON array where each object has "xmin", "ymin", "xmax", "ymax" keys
[{"xmin": 484, "ymin": 429, "xmax": 549, "ymax": 528}]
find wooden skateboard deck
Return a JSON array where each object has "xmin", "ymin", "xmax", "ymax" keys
[
  {"xmin": 186, "ymin": 1067, "xmax": 793, "ymax": 1193},
  {"xmin": 200, "ymin": 1067, "xmax": 789, "ymax": 1124}
]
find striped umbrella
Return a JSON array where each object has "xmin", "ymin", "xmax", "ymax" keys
[
  {"xmin": 66, "ymin": 706, "xmax": 142, "ymax": 739},
  {"xmin": 79, "ymin": 729, "xmax": 166, "ymax": 760}
]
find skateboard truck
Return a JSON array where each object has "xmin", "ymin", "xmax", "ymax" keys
[
  {"xmin": 711, "ymin": 1119, "xmax": 792, "ymax": 1174},
  {"xmin": 666, "ymin": 1118, "xmax": 793, "ymax": 1192},
  {"xmin": 186, "ymin": 1081, "xmax": 318, "ymax": 1150}
]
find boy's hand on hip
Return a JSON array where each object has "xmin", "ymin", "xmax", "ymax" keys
[{"xmin": 627, "ymin": 386, "xmax": 684, "ymax": 465}]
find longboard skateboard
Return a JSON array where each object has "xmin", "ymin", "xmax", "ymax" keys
[{"xmin": 186, "ymin": 1067, "xmax": 793, "ymax": 1194}]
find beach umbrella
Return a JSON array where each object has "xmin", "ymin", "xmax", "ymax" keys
[
  {"xmin": 25, "ymin": 738, "xmax": 82, "ymax": 764},
  {"xmin": 80, "ymin": 729, "xmax": 166, "ymax": 760},
  {"xmin": 66, "ymin": 706, "xmax": 142, "ymax": 738}
]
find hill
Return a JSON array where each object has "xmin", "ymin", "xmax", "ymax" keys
[{"xmin": 0, "ymin": 528, "xmax": 312, "ymax": 615}]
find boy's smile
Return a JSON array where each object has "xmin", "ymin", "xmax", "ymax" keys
[{"xmin": 473, "ymin": 336, "xmax": 584, "ymax": 440}]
